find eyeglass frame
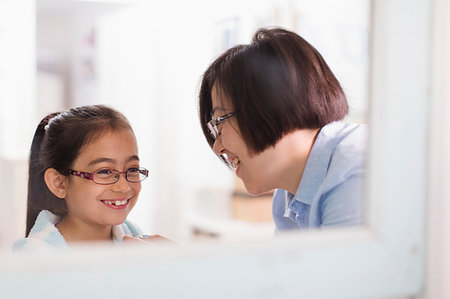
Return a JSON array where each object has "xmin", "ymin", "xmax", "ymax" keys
[
  {"xmin": 207, "ymin": 111, "xmax": 235, "ymax": 140},
  {"xmin": 66, "ymin": 167, "xmax": 149, "ymax": 185}
]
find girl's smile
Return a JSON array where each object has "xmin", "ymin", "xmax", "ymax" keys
[{"xmin": 100, "ymin": 198, "xmax": 130, "ymax": 209}]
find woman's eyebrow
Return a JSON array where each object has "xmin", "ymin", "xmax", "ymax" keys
[{"xmin": 212, "ymin": 107, "xmax": 226, "ymax": 115}]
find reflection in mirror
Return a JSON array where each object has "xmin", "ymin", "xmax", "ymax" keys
[{"xmin": 0, "ymin": 0, "xmax": 369, "ymax": 251}]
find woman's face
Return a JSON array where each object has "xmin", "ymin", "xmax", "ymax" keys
[
  {"xmin": 63, "ymin": 129, "xmax": 141, "ymax": 228},
  {"xmin": 210, "ymin": 85, "xmax": 280, "ymax": 195}
]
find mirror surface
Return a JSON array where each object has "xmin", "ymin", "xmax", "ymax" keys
[{"xmin": 0, "ymin": 0, "xmax": 370, "ymax": 249}]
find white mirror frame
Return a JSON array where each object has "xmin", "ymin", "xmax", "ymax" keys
[{"xmin": 0, "ymin": 0, "xmax": 431, "ymax": 298}]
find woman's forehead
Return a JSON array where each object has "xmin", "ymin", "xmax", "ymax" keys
[{"xmin": 211, "ymin": 83, "xmax": 232, "ymax": 112}]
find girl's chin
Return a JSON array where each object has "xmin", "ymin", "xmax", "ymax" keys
[{"xmin": 104, "ymin": 217, "xmax": 127, "ymax": 227}]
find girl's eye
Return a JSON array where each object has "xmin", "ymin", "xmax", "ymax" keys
[
  {"xmin": 126, "ymin": 167, "xmax": 142, "ymax": 181},
  {"xmin": 96, "ymin": 169, "xmax": 113, "ymax": 176}
]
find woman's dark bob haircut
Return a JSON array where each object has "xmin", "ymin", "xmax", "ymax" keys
[{"xmin": 199, "ymin": 27, "xmax": 348, "ymax": 154}]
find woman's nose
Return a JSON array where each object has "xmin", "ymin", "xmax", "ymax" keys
[{"xmin": 212, "ymin": 138, "xmax": 225, "ymax": 155}]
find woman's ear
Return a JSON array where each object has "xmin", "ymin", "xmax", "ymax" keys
[{"xmin": 44, "ymin": 168, "xmax": 68, "ymax": 199}]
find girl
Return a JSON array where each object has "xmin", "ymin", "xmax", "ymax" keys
[
  {"xmin": 199, "ymin": 28, "xmax": 367, "ymax": 230},
  {"xmin": 14, "ymin": 105, "xmax": 149, "ymax": 251}
]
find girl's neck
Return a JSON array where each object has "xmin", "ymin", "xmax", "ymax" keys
[{"xmin": 56, "ymin": 216, "xmax": 113, "ymax": 243}]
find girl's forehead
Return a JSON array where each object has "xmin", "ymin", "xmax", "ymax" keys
[
  {"xmin": 74, "ymin": 129, "xmax": 138, "ymax": 165},
  {"xmin": 86, "ymin": 129, "xmax": 134, "ymax": 146}
]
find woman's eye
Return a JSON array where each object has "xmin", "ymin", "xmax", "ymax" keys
[{"xmin": 127, "ymin": 167, "xmax": 139, "ymax": 173}]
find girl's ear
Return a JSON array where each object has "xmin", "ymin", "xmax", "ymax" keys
[{"xmin": 44, "ymin": 168, "xmax": 68, "ymax": 199}]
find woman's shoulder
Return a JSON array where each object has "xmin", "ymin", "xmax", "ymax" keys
[
  {"xmin": 318, "ymin": 122, "xmax": 367, "ymax": 189},
  {"xmin": 322, "ymin": 121, "xmax": 367, "ymax": 145},
  {"xmin": 325, "ymin": 122, "xmax": 367, "ymax": 161}
]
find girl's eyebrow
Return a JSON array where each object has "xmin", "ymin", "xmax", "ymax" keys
[{"xmin": 88, "ymin": 155, "xmax": 140, "ymax": 167}]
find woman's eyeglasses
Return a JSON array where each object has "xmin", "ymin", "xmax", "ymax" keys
[
  {"xmin": 67, "ymin": 167, "xmax": 149, "ymax": 185},
  {"xmin": 206, "ymin": 111, "xmax": 235, "ymax": 140}
]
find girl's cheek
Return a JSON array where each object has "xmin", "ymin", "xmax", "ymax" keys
[{"xmin": 135, "ymin": 183, "xmax": 142, "ymax": 194}]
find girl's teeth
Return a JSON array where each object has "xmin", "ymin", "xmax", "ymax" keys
[{"xmin": 103, "ymin": 200, "xmax": 127, "ymax": 206}]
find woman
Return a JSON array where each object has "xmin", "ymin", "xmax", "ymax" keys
[{"xmin": 199, "ymin": 28, "xmax": 367, "ymax": 230}]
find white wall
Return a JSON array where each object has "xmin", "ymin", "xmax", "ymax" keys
[
  {"xmin": 0, "ymin": 0, "xmax": 35, "ymax": 247},
  {"xmin": 426, "ymin": 0, "xmax": 450, "ymax": 297}
]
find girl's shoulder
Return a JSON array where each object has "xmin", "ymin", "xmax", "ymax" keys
[
  {"xmin": 121, "ymin": 219, "xmax": 143, "ymax": 237},
  {"xmin": 12, "ymin": 210, "xmax": 68, "ymax": 252},
  {"xmin": 112, "ymin": 219, "xmax": 143, "ymax": 243}
]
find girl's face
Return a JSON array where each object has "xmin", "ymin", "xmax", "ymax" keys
[
  {"xmin": 211, "ymin": 85, "xmax": 281, "ymax": 195},
  {"xmin": 63, "ymin": 129, "xmax": 141, "ymax": 229}
]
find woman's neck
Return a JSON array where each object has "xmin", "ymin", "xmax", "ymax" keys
[
  {"xmin": 274, "ymin": 128, "xmax": 320, "ymax": 194},
  {"xmin": 56, "ymin": 216, "xmax": 113, "ymax": 244}
]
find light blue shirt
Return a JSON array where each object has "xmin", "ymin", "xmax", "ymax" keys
[
  {"xmin": 272, "ymin": 121, "xmax": 367, "ymax": 230},
  {"xmin": 13, "ymin": 210, "xmax": 143, "ymax": 252}
]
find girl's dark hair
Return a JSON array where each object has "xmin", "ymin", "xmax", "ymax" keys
[
  {"xmin": 199, "ymin": 27, "xmax": 348, "ymax": 154},
  {"xmin": 26, "ymin": 104, "xmax": 132, "ymax": 236}
]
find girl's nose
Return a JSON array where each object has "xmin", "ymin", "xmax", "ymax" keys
[{"xmin": 112, "ymin": 174, "xmax": 132, "ymax": 192}]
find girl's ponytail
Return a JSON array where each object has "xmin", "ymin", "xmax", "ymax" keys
[{"xmin": 26, "ymin": 113, "xmax": 67, "ymax": 237}]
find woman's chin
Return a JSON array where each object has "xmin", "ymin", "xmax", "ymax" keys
[{"xmin": 242, "ymin": 181, "xmax": 269, "ymax": 196}]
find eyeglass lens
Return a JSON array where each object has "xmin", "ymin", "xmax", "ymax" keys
[
  {"xmin": 207, "ymin": 121, "xmax": 218, "ymax": 139},
  {"xmin": 94, "ymin": 168, "xmax": 148, "ymax": 184}
]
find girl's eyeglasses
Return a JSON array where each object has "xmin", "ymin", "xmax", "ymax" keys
[{"xmin": 67, "ymin": 167, "xmax": 149, "ymax": 185}]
